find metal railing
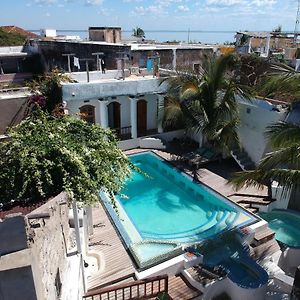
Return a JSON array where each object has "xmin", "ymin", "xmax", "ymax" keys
[{"xmin": 83, "ymin": 275, "xmax": 168, "ymax": 300}]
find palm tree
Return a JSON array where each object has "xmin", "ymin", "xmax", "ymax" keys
[
  {"xmin": 260, "ymin": 63, "xmax": 300, "ymax": 102},
  {"xmin": 162, "ymin": 54, "xmax": 251, "ymax": 154},
  {"xmin": 229, "ymin": 121, "xmax": 300, "ymax": 199}
]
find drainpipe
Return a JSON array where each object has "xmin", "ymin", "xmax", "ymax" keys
[
  {"xmin": 72, "ymin": 201, "xmax": 82, "ymax": 254},
  {"xmin": 72, "ymin": 201, "xmax": 87, "ymax": 293}
]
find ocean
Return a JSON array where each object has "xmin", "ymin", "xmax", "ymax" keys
[{"xmin": 30, "ymin": 29, "xmax": 235, "ymax": 44}]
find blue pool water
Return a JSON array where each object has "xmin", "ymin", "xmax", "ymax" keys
[
  {"xmin": 107, "ymin": 152, "xmax": 258, "ymax": 268},
  {"xmin": 259, "ymin": 210, "xmax": 300, "ymax": 248}
]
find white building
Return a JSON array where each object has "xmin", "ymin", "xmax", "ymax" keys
[{"xmin": 62, "ymin": 70, "xmax": 172, "ymax": 150}]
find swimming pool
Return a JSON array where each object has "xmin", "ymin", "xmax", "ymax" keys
[
  {"xmin": 259, "ymin": 210, "xmax": 300, "ymax": 248},
  {"xmin": 104, "ymin": 151, "xmax": 259, "ymax": 269}
]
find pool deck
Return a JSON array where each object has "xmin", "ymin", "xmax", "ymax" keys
[
  {"xmin": 86, "ymin": 203, "xmax": 202, "ymax": 299},
  {"xmin": 86, "ymin": 147, "xmax": 268, "ymax": 296}
]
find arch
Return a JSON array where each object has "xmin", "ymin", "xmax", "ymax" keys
[
  {"xmin": 108, "ymin": 101, "xmax": 121, "ymax": 132},
  {"xmin": 79, "ymin": 105, "xmax": 95, "ymax": 124},
  {"xmin": 137, "ymin": 99, "xmax": 147, "ymax": 136}
]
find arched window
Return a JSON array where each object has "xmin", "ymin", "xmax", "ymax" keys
[{"xmin": 80, "ymin": 105, "xmax": 95, "ymax": 124}]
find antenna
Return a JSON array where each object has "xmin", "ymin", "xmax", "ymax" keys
[{"xmin": 294, "ymin": 0, "xmax": 300, "ymax": 46}]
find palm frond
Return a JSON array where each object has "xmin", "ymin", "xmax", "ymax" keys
[{"xmin": 266, "ymin": 122, "xmax": 300, "ymax": 148}]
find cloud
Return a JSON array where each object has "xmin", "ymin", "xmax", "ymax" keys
[
  {"xmin": 97, "ymin": 7, "xmax": 112, "ymax": 16},
  {"xmin": 133, "ymin": 5, "xmax": 166, "ymax": 15},
  {"xmin": 85, "ymin": 0, "xmax": 103, "ymax": 5},
  {"xmin": 177, "ymin": 5, "xmax": 189, "ymax": 12},
  {"xmin": 34, "ymin": 0, "xmax": 57, "ymax": 5}
]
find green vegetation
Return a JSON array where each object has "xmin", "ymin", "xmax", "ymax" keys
[
  {"xmin": 0, "ymin": 109, "xmax": 133, "ymax": 207},
  {"xmin": 162, "ymin": 54, "xmax": 251, "ymax": 154},
  {"xmin": 26, "ymin": 68, "xmax": 74, "ymax": 116},
  {"xmin": 0, "ymin": 28, "xmax": 26, "ymax": 46}
]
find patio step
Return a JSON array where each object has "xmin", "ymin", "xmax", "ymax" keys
[
  {"xmin": 229, "ymin": 195, "xmax": 275, "ymax": 206},
  {"xmin": 231, "ymin": 148, "xmax": 255, "ymax": 171},
  {"xmin": 251, "ymin": 239, "xmax": 281, "ymax": 260},
  {"xmin": 253, "ymin": 227, "xmax": 275, "ymax": 246}
]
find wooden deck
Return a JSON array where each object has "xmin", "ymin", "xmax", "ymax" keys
[
  {"xmin": 87, "ymin": 204, "xmax": 135, "ymax": 290},
  {"xmin": 168, "ymin": 275, "xmax": 202, "ymax": 300}
]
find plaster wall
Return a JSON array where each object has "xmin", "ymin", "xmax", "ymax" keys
[
  {"xmin": 238, "ymin": 100, "xmax": 287, "ymax": 165},
  {"xmin": 62, "ymin": 76, "xmax": 167, "ymax": 101}
]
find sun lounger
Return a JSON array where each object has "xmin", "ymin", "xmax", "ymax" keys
[{"xmin": 188, "ymin": 148, "xmax": 220, "ymax": 168}]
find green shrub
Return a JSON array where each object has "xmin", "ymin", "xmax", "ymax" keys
[
  {"xmin": 0, "ymin": 110, "xmax": 133, "ymax": 207},
  {"xmin": 0, "ymin": 28, "xmax": 26, "ymax": 46}
]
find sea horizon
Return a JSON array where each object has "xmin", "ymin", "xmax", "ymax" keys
[{"xmin": 29, "ymin": 29, "xmax": 239, "ymax": 44}]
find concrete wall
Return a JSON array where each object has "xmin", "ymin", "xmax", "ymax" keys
[
  {"xmin": 131, "ymin": 47, "xmax": 213, "ymax": 70},
  {"xmin": 62, "ymin": 76, "xmax": 167, "ymax": 101},
  {"xmin": 238, "ymin": 99, "xmax": 287, "ymax": 165},
  {"xmin": 36, "ymin": 40, "xmax": 130, "ymax": 71},
  {"xmin": 89, "ymin": 28, "xmax": 122, "ymax": 43}
]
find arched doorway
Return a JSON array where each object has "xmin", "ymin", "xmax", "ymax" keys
[
  {"xmin": 137, "ymin": 99, "xmax": 147, "ymax": 136},
  {"xmin": 79, "ymin": 105, "xmax": 95, "ymax": 124},
  {"xmin": 108, "ymin": 101, "xmax": 121, "ymax": 134}
]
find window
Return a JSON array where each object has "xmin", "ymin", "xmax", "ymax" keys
[
  {"xmin": 80, "ymin": 105, "xmax": 95, "ymax": 124},
  {"xmin": 193, "ymin": 63, "xmax": 200, "ymax": 74}
]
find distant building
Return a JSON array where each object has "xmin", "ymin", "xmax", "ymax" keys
[
  {"xmin": 235, "ymin": 31, "xmax": 298, "ymax": 60},
  {"xmin": 40, "ymin": 28, "xmax": 57, "ymax": 38},
  {"xmin": 89, "ymin": 27, "xmax": 122, "ymax": 43}
]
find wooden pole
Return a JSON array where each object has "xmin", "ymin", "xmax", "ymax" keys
[{"xmin": 62, "ymin": 53, "xmax": 75, "ymax": 73}]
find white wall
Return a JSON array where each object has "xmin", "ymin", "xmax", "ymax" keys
[
  {"xmin": 62, "ymin": 77, "xmax": 167, "ymax": 102},
  {"xmin": 238, "ymin": 100, "xmax": 287, "ymax": 165}
]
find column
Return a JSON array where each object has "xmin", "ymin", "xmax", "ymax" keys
[
  {"xmin": 157, "ymin": 94, "xmax": 165, "ymax": 134},
  {"xmin": 172, "ymin": 49, "xmax": 177, "ymax": 71},
  {"xmin": 130, "ymin": 97, "xmax": 137, "ymax": 139},
  {"xmin": 99, "ymin": 100, "xmax": 108, "ymax": 128}
]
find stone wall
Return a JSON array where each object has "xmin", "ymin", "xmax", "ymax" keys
[{"xmin": 0, "ymin": 192, "xmax": 83, "ymax": 300}]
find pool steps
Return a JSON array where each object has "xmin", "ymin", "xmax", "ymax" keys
[{"xmin": 141, "ymin": 209, "xmax": 239, "ymax": 242}]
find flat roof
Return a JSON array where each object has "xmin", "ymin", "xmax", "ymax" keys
[{"xmin": 89, "ymin": 27, "xmax": 121, "ymax": 30}]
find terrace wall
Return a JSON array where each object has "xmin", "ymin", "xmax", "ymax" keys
[{"xmin": 238, "ymin": 99, "xmax": 287, "ymax": 165}]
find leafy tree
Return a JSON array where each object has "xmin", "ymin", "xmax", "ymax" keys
[
  {"xmin": 132, "ymin": 27, "xmax": 145, "ymax": 38},
  {"xmin": 26, "ymin": 68, "xmax": 74, "ymax": 116},
  {"xmin": 0, "ymin": 28, "xmax": 26, "ymax": 46},
  {"xmin": 229, "ymin": 121, "xmax": 300, "ymax": 197},
  {"xmin": 0, "ymin": 110, "xmax": 133, "ymax": 208},
  {"xmin": 162, "ymin": 54, "xmax": 251, "ymax": 154}
]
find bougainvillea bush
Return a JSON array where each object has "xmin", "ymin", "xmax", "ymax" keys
[{"xmin": 0, "ymin": 110, "xmax": 133, "ymax": 207}]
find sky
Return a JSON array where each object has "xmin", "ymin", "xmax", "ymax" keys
[{"xmin": 1, "ymin": 0, "xmax": 299, "ymax": 33}]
